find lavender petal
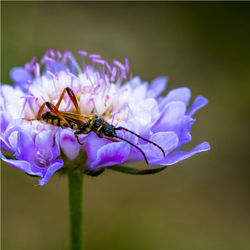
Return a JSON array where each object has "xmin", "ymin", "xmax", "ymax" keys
[
  {"xmin": 10, "ymin": 67, "xmax": 32, "ymax": 84},
  {"xmin": 59, "ymin": 129, "xmax": 81, "ymax": 161},
  {"xmin": 159, "ymin": 87, "xmax": 191, "ymax": 110},
  {"xmin": 0, "ymin": 151, "xmax": 43, "ymax": 177},
  {"xmin": 158, "ymin": 142, "xmax": 211, "ymax": 165},
  {"xmin": 187, "ymin": 96, "xmax": 208, "ymax": 117},
  {"xmin": 10, "ymin": 67, "xmax": 32, "ymax": 92},
  {"xmin": 86, "ymin": 133, "xmax": 130, "ymax": 169},
  {"xmin": 38, "ymin": 160, "xmax": 64, "ymax": 185},
  {"xmin": 146, "ymin": 76, "xmax": 168, "ymax": 98},
  {"xmin": 15, "ymin": 131, "xmax": 35, "ymax": 161},
  {"xmin": 152, "ymin": 101, "xmax": 186, "ymax": 133}
]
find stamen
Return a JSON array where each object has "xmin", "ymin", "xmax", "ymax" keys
[
  {"xmin": 125, "ymin": 57, "xmax": 130, "ymax": 72},
  {"xmin": 34, "ymin": 97, "xmax": 40, "ymax": 114},
  {"xmin": 20, "ymin": 95, "xmax": 37, "ymax": 117},
  {"xmin": 116, "ymin": 72, "xmax": 124, "ymax": 88},
  {"xmin": 84, "ymin": 65, "xmax": 89, "ymax": 80},
  {"xmin": 47, "ymin": 71, "xmax": 57, "ymax": 79},
  {"xmin": 111, "ymin": 66, "xmax": 117, "ymax": 82},
  {"xmin": 78, "ymin": 50, "xmax": 88, "ymax": 69},
  {"xmin": 25, "ymin": 57, "xmax": 36, "ymax": 71},
  {"xmin": 35, "ymin": 63, "xmax": 40, "ymax": 77},
  {"xmin": 122, "ymin": 72, "xmax": 127, "ymax": 80},
  {"xmin": 104, "ymin": 95, "xmax": 109, "ymax": 107},
  {"xmin": 91, "ymin": 58, "xmax": 105, "ymax": 65},
  {"xmin": 43, "ymin": 56, "xmax": 56, "ymax": 63},
  {"xmin": 105, "ymin": 61, "xmax": 112, "ymax": 73},
  {"xmin": 93, "ymin": 83, "xmax": 101, "ymax": 94},
  {"xmin": 91, "ymin": 59, "xmax": 103, "ymax": 77},
  {"xmin": 104, "ymin": 74, "xmax": 110, "ymax": 86},
  {"xmin": 48, "ymin": 49, "xmax": 56, "ymax": 58},
  {"xmin": 30, "ymin": 57, "xmax": 37, "ymax": 66},
  {"xmin": 111, "ymin": 110, "xmax": 120, "ymax": 124},
  {"xmin": 69, "ymin": 56, "xmax": 82, "ymax": 74},
  {"xmin": 89, "ymin": 98, "xmax": 98, "ymax": 114},
  {"xmin": 63, "ymin": 50, "xmax": 72, "ymax": 63},
  {"xmin": 47, "ymin": 71, "xmax": 59, "ymax": 95},
  {"xmin": 95, "ymin": 72, "xmax": 100, "ymax": 85},
  {"xmin": 41, "ymin": 50, "xmax": 50, "ymax": 64},
  {"xmin": 88, "ymin": 54, "xmax": 102, "ymax": 59},
  {"xmin": 77, "ymin": 50, "xmax": 88, "ymax": 56},
  {"xmin": 113, "ymin": 60, "xmax": 126, "ymax": 72},
  {"xmin": 56, "ymin": 50, "xmax": 62, "ymax": 59},
  {"xmin": 67, "ymin": 70, "xmax": 79, "ymax": 80}
]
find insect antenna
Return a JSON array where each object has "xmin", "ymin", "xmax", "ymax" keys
[
  {"xmin": 115, "ymin": 127, "xmax": 166, "ymax": 157},
  {"xmin": 114, "ymin": 135, "xmax": 149, "ymax": 165}
]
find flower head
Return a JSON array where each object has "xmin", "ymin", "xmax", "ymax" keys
[{"xmin": 1, "ymin": 49, "xmax": 210, "ymax": 185}]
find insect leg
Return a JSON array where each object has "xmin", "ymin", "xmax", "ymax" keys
[
  {"xmin": 74, "ymin": 134, "xmax": 84, "ymax": 145},
  {"xmin": 65, "ymin": 87, "xmax": 80, "ymax": 114},
  {"xmin": 55, "ymin": 87, "xmax": 80, "ymax": 114},
  {"xmin": 23, "ymin": 102, "xmax": 47, "ymax": 121},
  {"xmin": 55, "ymin": 88, "xmax": 67, "ymax": 109},
  {"xmin": 45, "ymin": 102, "xmax": 71, "ymax": 127},
  {"xmin": 104, "ymin": 137, "xmax": 120, "ymax": 142}
]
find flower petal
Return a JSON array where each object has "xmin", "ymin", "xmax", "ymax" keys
[
  {"xmin": 85, "ymin": 132, "xmax": 108, "ymax": 161},
  {"xmin": 8, "ymin": 131, "xmax": 18, "ymax": 151},
  {"xmin": 158, "ymin": 142, "xmax": 211, "ymax": 165},
  {"xmin": 124, "ymin": 77, "xmax": 148, "ymax": 102},
  {"xmin": 150, "ymin": 131, "xmax": 179, "ymax": 155},
  {"xmin": 15, "ymin": 131, "xmax": 35, "ymax": 161},
  {"xmin": 159, "ymin": 87, "xmax": 191, "ymax": 110},
  {"xmin": 59, "ymin": 129, "xmax": 81, "ymax": 161},
  {"xmin": 187, "ymin": 96, "xmax": 208, "ymax": 116},
  {"xmin": 126, "ymin": 131, "xmax": 179, "ymax": 163},
  {"xmin": 0, "ymin": 112, "xmax": 12, "ymax": 132},
  {"xmin": 130, "ymin": 98, "xmax": 159, "ymax": 125},
  {"xmin": 0, "ymin": 134, "xmax": 12, "ymax": 152},
  {"xmin": 10, "ymin": 67, "xmax": 32, "ymax": 84},
  {"xmin": 35, "ymin": 130, "xmax": 53, "ymax": 149},
  {"xmin": 86, "ymin": 133, "xmax": 130, "ymax": 169},
  {"xmin": 152, "ymin": 101, "xmax": 186, "ymax": 132},
  {"xmin": 10, "ymin": 67, "xmax": 32, "ymax": 92},
  {"xmin": 146, "ymin": 76, "xmax": 167, "ymax": 98},
  {"xmin": 177, "ymin": 116, "xmax": 196, "ymax": 147},
  {"xmin": 38, "ymin": 160, "xmax": 64, "ymax": 185},
  {"xmin": 0, "ymin": 151, "xmax": 43, "ymax": 177}
]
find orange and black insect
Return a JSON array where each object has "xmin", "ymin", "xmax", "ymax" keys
[{"xmin": 25, "ymin": 87, "xmax": 165, "ymax": 164}]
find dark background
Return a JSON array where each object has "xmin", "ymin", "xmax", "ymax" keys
[{"xmin": 1, "ymin": 2, "xmax": 250, "ymax": 250}]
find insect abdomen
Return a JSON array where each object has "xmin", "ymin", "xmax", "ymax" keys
[{"xmin": 42, "ymin": 112, "xmax": 70, "ymax": 128}]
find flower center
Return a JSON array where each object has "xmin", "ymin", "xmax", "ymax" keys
[{"xmin": 21, "ymin": 50, "xmax": 131, "ymax": 124}]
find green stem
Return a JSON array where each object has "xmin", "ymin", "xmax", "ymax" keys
[{"xmin": 68, "ymin": 170, "xmax": 84, "ymax": 250}]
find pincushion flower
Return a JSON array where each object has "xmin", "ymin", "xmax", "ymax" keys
[{"xmin": 0, "ymin": 49, "xmax": 210, "ymax": 185}]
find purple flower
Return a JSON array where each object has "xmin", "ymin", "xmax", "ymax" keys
[
  {"xmin": 0, "ymin": 49, "xmax": 210, "ymax": 185},
  {"xmin": 0, "ymin": 119, "xmax": 63, "ymax": 185}
]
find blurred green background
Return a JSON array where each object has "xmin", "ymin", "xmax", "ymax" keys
[{"xmin": 1, "ymin": 2, "xmax": 250, "ymax": 250}]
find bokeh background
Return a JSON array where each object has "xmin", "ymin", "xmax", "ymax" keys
[{"xmin": 1, "ymin": 2, "xmax": 250, "ymax": 250}]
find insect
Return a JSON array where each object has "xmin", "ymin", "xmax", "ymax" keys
[{"xmin": 24, "ymin": 87, "xmax": 165, "ymax": 164}]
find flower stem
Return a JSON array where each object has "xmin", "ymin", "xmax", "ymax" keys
[{"xmin": 68, "ymin": 169, "xmax": 84, "ymax": 250}]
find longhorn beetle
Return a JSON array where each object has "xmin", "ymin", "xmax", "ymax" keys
[{"xmin": 24, "ymin": 87, "xmax": 165, "ymax": 164}]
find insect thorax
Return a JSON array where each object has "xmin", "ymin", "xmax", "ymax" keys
[{"xmin": 74, "ymin": 117, "xmax": 117, "ymax": 137}]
